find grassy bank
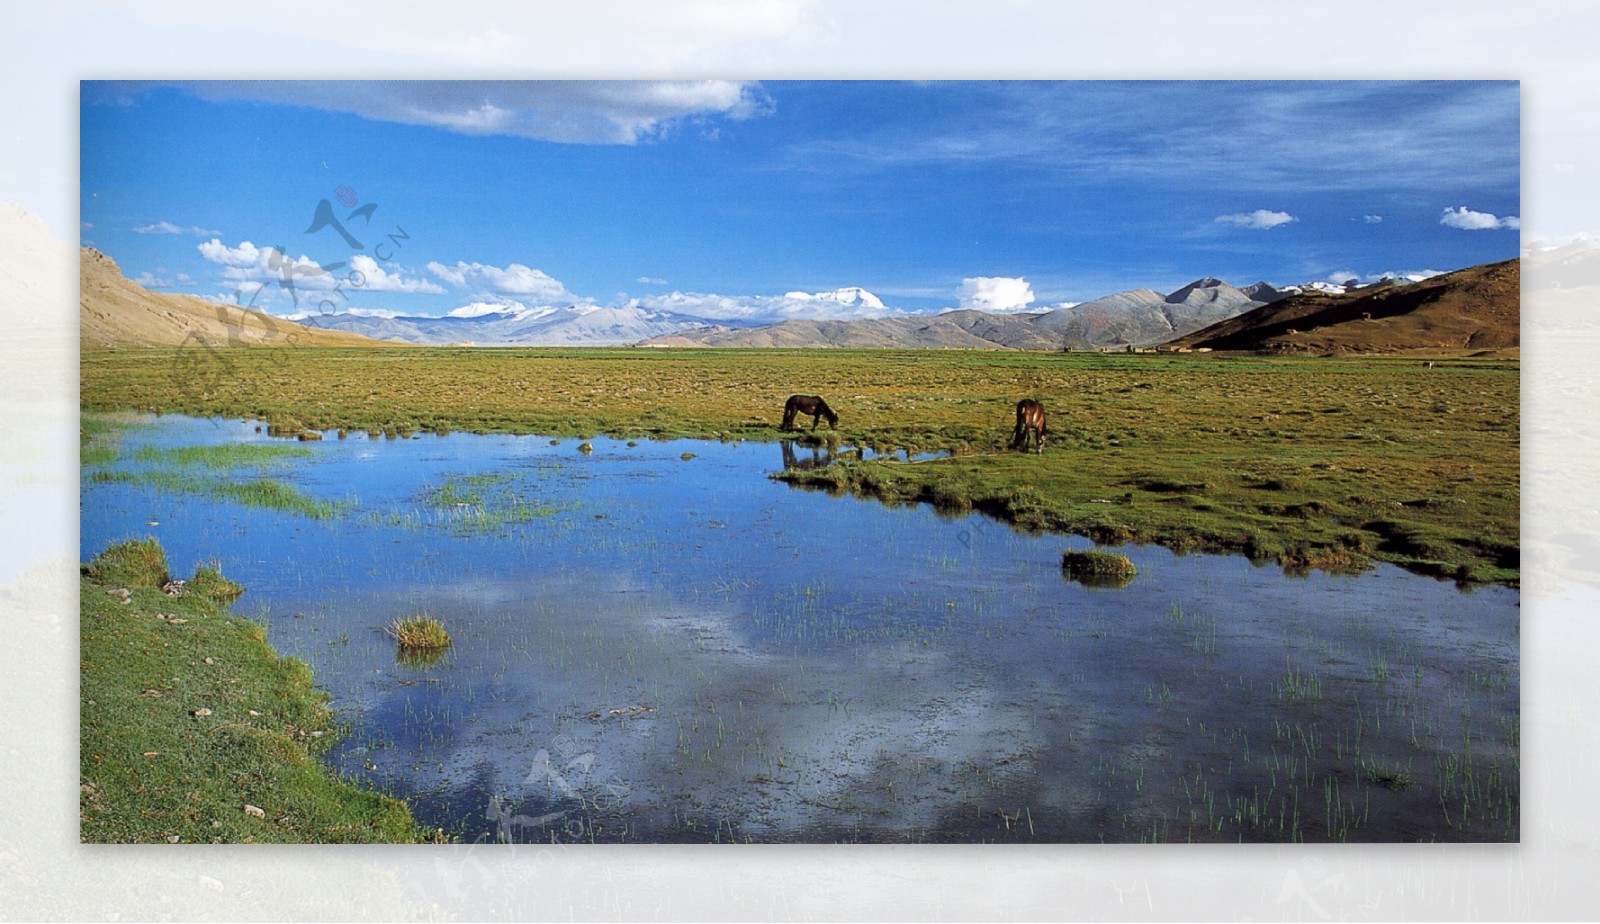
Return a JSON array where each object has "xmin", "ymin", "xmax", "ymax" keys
[
  {"xmin": 81, "ymin": 346, "xmax": 1519, "ymax": 583},
  {"xmin": 80, "ymin": 539, "xmax": 437, "ymax": 843}
]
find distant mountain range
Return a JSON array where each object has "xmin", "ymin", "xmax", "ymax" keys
[
  {"xmin": 1168, "ymin": 259, "xmax": 1519, "ymax": 355},
  {"xmin": 290, "ymin": 303, "xmax": 767, "ymax": 347},
  {"xmin": 69, "ymin": 217, "xmax": 1516, "ymax": 355},
  {"xmin": 640, "ymin": 278, "xmax": 1280, "ymax": 349}
]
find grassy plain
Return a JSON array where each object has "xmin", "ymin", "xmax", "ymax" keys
[
  {"xmin": 80, "ymin": 539, "xmax": 436, "ymax": 843},
  {"xmin": 80, "ymin": 346, "xmax": 1519, "ymax": 583}
]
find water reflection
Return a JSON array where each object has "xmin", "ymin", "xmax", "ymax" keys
[
  {"xmin": 779, "ymin": 438, "xmax": 857, "ymax": 470},
  {"xmin": 81, "ymin": 415, "xmax": 1520, "ymax": 844}
]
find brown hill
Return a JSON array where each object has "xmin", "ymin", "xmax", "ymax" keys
[
  {"xmin": 80, "ymin": 247, "xmax": 393, "ymax": 350},
  {"xmin": 1168, "ymin": 259, "xmax": 1519, "ymax": 356}
]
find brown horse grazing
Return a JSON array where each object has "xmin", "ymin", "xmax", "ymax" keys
[
  {"xmin": 1011, "ymin": 399, "xmax": 1047, "ymax": 453},
  {"xmin": 782, "ymin": 394, "xmax": 838, "ymax": 431}
]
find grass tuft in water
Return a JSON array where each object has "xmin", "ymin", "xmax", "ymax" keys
[
  {"xmin": 1061, "ymin": 549, "xmax": 1138, "ymax": 587},
  {"xmin": 385, "ymin": 615, "xmax": 452, "ymax": 654},
  {"xmin": 1279, "ymin": 545, "xmax": 1371, "ymax": 577},
  {"xmin": 188, "ymin": 562, "xmax": 245, "ymax": 603},
  {"xmin": 1368, "ymin": 765, "xmax": 1414, "ymax": 791}
]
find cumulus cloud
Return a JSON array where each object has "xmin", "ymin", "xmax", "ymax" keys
[
  {"xmin": 1363, "ymin": 214, "xmax": 1384, "ymax": 223},
  {"xmin": 199, "ymin": 239, "xmax": 440, "ymax": 306},
  {"xmin": 277, "ymin": 306, "xmax": 407, "ymax": 321},
  {"xmin": 632, "ymin": 287, "xmax": 894, "ymax": 323},
  {"xmin": 347, "ymin": 254, "xmax": 445, "ymax": 294},
  {"xmin": 956, "ymin": 276, "xmax": 1035, "ymax": 313},
  {"xmin": 637, "ymin": 276, "xmax": 668, "ymax": 285},
  {"xmin": 1440, "ymin": 206, "xmax": 1519, "ymax": 230},
  {"xmin": 1215, "ymin": 209, "xmax": 1297, "ymax": 230},
  {"xmin": 198, "ymin": 238, "xmax": 269, "ymax": 269},
  {"xmin": 136, "ymin": 220, "xmax": 221, "ymax": 235},
  {"xmin": 426, "ymin": 260, "xmax": 582, "ymax": 303},
  {"xmin": 154, "ymin": 80, "xmax": 773, "ymax": 144}
]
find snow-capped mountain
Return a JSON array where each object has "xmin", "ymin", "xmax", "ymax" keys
[{"xmin": 296, "ymin": 302, "xmax": 759, "ymax": 346}]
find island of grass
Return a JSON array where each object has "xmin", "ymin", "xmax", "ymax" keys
[
  {"xmin": 81, "ymin": 346, "xmax": 1519, "ymax": 584},
  {"xmin": 1061, "ymin": 549, "xmax": 1139, "ymax": 586},
  {"xmin": 80, "ymin": 539, "xmax": 441, "ymax": 844}
]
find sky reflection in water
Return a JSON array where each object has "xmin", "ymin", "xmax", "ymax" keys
[{"xmin": 82, "ymin": 415, "xmax": 1519, "ymax": 843}]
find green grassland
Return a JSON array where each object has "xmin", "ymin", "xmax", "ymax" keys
[
  {"xmin": 81, "ymin": 347, "xmax": 1519, "ymax": 583},
  {"xmin": 80, "ymin": 539, "xmax": 437, "ymax": 843}
]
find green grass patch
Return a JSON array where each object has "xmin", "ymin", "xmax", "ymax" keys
[
  {"xmin": 80, "ymin": 414, "xmax": 136, "ymax": 468},
  {"xmin": 81, "ymin": 347, "xmax": 1518, "ymax": 583},
  {"xmin": 131, "ymin": 442, "xmax": 314, "ymax": 470},
  {"xmin": 396, "ymin": 470, "xmax": 562, "ymax": 535},
  {"xmin": 90, "ymin": 470, "xmax": 347, "ymax": 519},
  {"xmin": 80, "ymin": 540, "xmax": 438, "ymax": 843},
  {"xmin": 84, "ymin": 537, "xmax": 170, "ymax": 588},
  {"xmin": 1061, "ymin": 549, "xmax": 1138, "ymax": 587}
]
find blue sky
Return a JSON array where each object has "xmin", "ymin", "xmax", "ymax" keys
[{"xmin": 79, "ymin": 80, "xmax": 1520, "ymax": 322}]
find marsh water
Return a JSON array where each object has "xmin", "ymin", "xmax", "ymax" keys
[{"xmin": 82, "ymin": 415, "xmax": 1519, "ymax": 842}]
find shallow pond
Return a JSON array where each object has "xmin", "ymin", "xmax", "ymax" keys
[{"xmin": 82, "ymin": 415, "xmax": 1519, "ymax": 842}]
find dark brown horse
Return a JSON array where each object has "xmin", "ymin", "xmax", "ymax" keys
[
  {"xmin": 1011, "ymin": 399, "xmax": 1047, "ymax": 453},
  {"xmin": 782, "ymin": 394, "xmax": 838, "ymax": 431}
]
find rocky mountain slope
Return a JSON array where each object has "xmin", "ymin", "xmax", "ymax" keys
[{"xmin": 1167, "ymin": 259, "xmax": 1519, "ymax": 355}]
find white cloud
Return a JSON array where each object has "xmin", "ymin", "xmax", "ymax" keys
[
  {"xmin": 632, "ymin": 286, "xmax": 894, "ymax": 323},
  {"xmin": 197, "ymin": 238, "xmax": 265, "ymax": 269},
  {"xmin": 1322, "ymin": 268, "xmax": 1448, "ymax": 286},
  {"xmin": 1440, "ymin": 206, "xmax": 1520, "ymax": 230},
  {"xmin": 199, "ymin": 239, "xmax": 439, "ymax": 308},
  {"xmin": 133, "ymin": 271, "xmax": 172, "ymax": 288},
  {"xmin": 347, "ymin": 254, "xmax": 445, "ymax": 294},
  {"xmin": 1215, "ymin": 209, "xmax": 1297, "ymax": 230},
  {"xmin": 277, "ymin": 306, "xmax": 406, "ymax": 321},
  {"xmin": 426, "ymin": 260, "xmax": 582, "ymax": 303},
  {"xmin": 167, "ymin": 80, "xmax": 773, "ymax": 144},
  {"xmin": 135, "ymin": 220, "xmax": 221, "ymax": 235},
  {"xmin": 637, "ymin": 276, "xmax": 668, "ymax": 285},
  {"xmin": 1363, "ymin": 214, "xmax": 1384, "ymax": 223},
  {"xmin": 956, "ymin": 276, "xmax": 1035, "ymax": 312}
]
